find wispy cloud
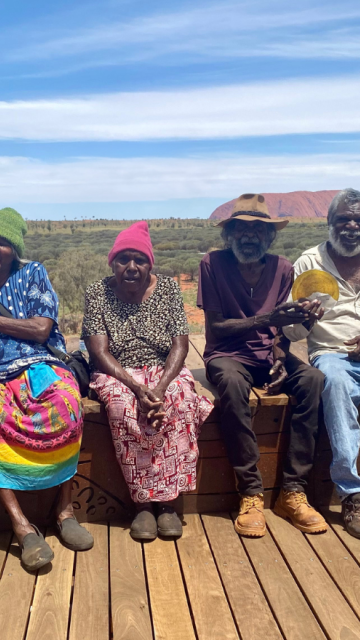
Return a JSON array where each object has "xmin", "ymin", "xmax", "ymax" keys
[
  {"xmin": 0, "ymin": 75, "xmax": 360, "ymax": 141},
  {"xmin": 1, "ymin": 153, "xmax": 359, "ymax": 203},
  {"xmin": 3, "ymin": 0, "xmax": 360, "ymax": 71}
]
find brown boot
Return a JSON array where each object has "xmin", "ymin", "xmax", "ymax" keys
[
  {"xmin": 342, "ymin": 494, "xmax": 360, "ymax": 538},
  {"xmin": 274, "ymin": 489, "xmax": 327, "ymax": 533},
  {"xmin": 234, "ymin": 493, "xmax": 266, "ymax": 537}
]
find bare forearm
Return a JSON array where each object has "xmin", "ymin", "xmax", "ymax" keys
[
  {"xmin": 208, "ymin": 302, "xmax": 310, "ymax": 340},
  {"xmin": 210, "ymin": 313, "xmax": 271, "ymax": 339},
  {"xmin": 86, "ymin": 345, "xmax": 141, "ymax": 394},
  {"xmin": 156, "ymin": 336, "xmax": 188, "ymax": 392},
  {"xmin": 0, "ymin": 317, "xmax": 52, "ymax": 343}
]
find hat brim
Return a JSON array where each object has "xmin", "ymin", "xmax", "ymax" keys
[{"xmin": 216, "ymin": 213, "xmax": 289, "ymax": 231}]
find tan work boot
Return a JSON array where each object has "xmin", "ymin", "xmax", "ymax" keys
[
  {"xmin": 274, "ymin": 489, "xmax": 327, "ymax": 533},
  {"xmin": 234, "ymin": 493, "xmax": 266, "ymax": 537}
]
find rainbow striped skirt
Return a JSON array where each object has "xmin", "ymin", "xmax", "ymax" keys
[{"xmin": 0, "ymin": 365, "xmax": 83, "ymax": 490}]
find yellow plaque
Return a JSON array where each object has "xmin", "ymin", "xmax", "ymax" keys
[{"xmin": 292, "ymin": 269, "xmax": 339, "ymax": 308}]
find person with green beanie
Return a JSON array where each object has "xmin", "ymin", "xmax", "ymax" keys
[
  {"xmin": 0, "ymin": 207, "xmax": 28, "ymax": 258},
  {"xmin": 0, "ymin": 207, "xmax": 93, "ymax": 572}
]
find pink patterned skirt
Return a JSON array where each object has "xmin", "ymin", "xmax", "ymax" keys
[
  {"xmin": 90, "ymin": 366, "xmax": 213, "ymax": 503},
  {"xmin": 0, "ymin": 366, "xmax": 83, "ymax": 491}
]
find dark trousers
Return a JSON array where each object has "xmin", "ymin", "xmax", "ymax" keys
[{"xmin": 207, "ymin": 354, "xmax": 325, "ymax": 495}]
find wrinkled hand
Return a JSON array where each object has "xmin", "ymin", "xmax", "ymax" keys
[
  {"xmin": 263, "ymin": 360, "xmax": 288, "ymax": 395},
  {"xmin": 344, "ymin": 335, "xmax": 360, "ymax": 361},
  {"xmin": 297, "ymin": 298, "xmax": 325, "ymax": 330},
  {"xmin": 146, "ymin": 384, "xmax": 167, "ymax": 429},
  {"xmin": 136, "ymin": 384, "xmax": 166, "ymax": 429},
  {"xmin": 137, "ymin": 384, "xmax": 164, "ymax": 417},
  {"xmin": 268, "ymin": 301, "xmax": 310, "ymax": 328}
]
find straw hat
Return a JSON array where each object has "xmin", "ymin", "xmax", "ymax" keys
[{"xmin": 217, "ymin": 194, "xmax": 289, "ymax": 230}]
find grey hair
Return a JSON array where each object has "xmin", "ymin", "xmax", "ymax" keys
[
  {"xmin": 221, "ymin": 218, "xmax": 277, "ymax": 248},
  {"xmin": 328, "ymin": 188, "xmax": 360, "ymax": 224}
]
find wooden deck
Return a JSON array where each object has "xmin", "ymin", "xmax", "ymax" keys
[{"xmin": 1, "ymin": 507, "xmax": 360, "ymax": 640}]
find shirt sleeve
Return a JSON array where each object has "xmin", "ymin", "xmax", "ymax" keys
[
  {"xmin": 166, "ymin": 279, "xmax": 189, "ymax": 337},
  {"xmin": 197, "ymin": 256, "xmax": 223, "ymax": 312},
  {"xmin": 26, "ymin": 264, "xmax": 59, "ymax": 321},
  {"xmin": 81, "ymin": 284, "xmax": 107, "ymax": 338}
]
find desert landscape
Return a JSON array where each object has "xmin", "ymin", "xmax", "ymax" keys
[{"xmin": 25, "ymin": 190, "xmax": 332, "ymax": 338}]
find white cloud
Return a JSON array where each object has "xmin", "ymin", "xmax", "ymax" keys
[
  {"xmin": 1, "ymin": 76, "xmax": 360, "ymax": 141},
  {"xmin": 1, "ymin": 153, "xmax": 359, "ymax": 203},
  {"xmin": 3, "ymin": 1, "xmax": 360, "ymax": 67}
]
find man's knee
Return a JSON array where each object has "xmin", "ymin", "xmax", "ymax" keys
[
  {"xmin": 214, "ymin": 368, "xmax": 249, "ymax": 397},
  {"xmin": 303, "ymin": 366, "xmax": 324, "ymax": 390},
  {"xmin": 291, "ymin": 365, "xmax": 324, "ymax": 399},
  {"xmin": 318, "ymin": 363, "xmax": 352, "ymax": 392}
]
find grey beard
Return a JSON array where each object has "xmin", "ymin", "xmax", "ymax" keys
[
  {"xmin": 231, "ymin": 238, "xmax": 267, "ymax": 264},
  {"xmin": 329, "ymin": 225, "xmax": 360, "ymax": 257}
]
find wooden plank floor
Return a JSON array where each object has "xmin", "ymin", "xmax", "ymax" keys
[{"xmin": 1, "ymin": 508, "xmax": 360, "ymax": 640}]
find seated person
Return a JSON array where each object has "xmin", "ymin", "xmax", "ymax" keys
[
  {"xmin": 197, "ymin": 193, "xmax": 327, "ymax": 537},
  {"xmin": 284, "ymin": 188, "xmax": 360, "ymax": 539},
  {"xmin": 82, "ymin": 221, "xmax": 213, "ymax": 541},
  {"xmin": 0, "ymin": 207, "xmax": 93, "ymax": 572}
]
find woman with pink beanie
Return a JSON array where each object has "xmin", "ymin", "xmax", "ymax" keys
[{"xmin": 81, "ymin": 221, "xmax": 213, "ymax": 539}]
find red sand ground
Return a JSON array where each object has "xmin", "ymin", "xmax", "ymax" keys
[{"xmin": 177, "ymin": 275, "xmax": 204, "ymax": 327}]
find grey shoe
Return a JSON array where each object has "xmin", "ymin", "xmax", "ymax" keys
[
  {"xmin": 342, "ymin": 495, "xmax": 360, "ymax": 538},
  {"xmin": 157, "ymin": 505, "xmax": 183, "ymax": 538},
  {"xmin": 21, "ymin": 525, "xmax": 54, "ymax": 571},
  {"xmin": 130, "ymin": 505, "xmax": 157, "ymax": 541},
  {"xmin": 57, "ymin": 517, "xmax": 94, "ymax": 551}
]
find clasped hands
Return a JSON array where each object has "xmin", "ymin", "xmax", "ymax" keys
[
  {"xmin": 268, "ymin": 298, "xmax": 325, "ymax": 329},
  {"xmin": 136, "ymin": 384, "xmax": 166, "ymax": 429}
]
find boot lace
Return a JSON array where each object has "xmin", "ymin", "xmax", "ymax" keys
[
  {"xmin": 345, "ymin": 500, "xmax": 360, "ymax": 516},
  {"xmin": 243, "ymin": 494, "xmax": 263, "ymax": 511},
  {"xmin": 291, "ymin": 492, "xmax": 309, "ymax": 506}
]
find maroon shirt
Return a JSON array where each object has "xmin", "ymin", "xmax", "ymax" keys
[{"xmin": 197, "ymin": 249, "xmax": 293, "ymax": 369}]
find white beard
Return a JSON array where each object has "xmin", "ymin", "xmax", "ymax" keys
[
  {"xmin": 231, "ymin": 238, "xmax": 266, "ymax": 263},
  {"xmin": 329, "ymin": 225, "xmax": 360, "ymax": 257}
]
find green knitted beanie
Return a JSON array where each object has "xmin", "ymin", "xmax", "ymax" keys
[{"xmin": 0, "ymin": 208, "xmax": 27, "ymax": 258}]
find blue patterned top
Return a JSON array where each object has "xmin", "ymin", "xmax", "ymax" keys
[{"xmin": 0, "ymin": 261, "xmax": 67, "ymax": 380}]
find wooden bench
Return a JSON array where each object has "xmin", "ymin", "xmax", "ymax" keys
[{"xmin": 0, "ymin": 336, "xmax": 337, "ymax": 530}]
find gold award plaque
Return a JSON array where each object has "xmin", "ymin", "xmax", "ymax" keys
[{"xmin": 292, "ymin": 269, "xmax": 339, "ymax": 309}]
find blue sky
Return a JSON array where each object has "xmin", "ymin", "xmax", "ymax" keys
[{"xmin": 1, "ymin": 0, "xmax": 360, "ymax": 219}]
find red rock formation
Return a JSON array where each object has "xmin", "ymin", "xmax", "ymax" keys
[{"xmin": 210, "ymin": 190, "xmax": 339, "ymax": 220}]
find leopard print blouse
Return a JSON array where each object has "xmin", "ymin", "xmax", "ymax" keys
[{"xmin": 81, "ymin": 274, "xmax": 189, "ymax": 368}]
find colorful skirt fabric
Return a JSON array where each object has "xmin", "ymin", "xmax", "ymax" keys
[
  {"xmin": 90, "ymin": 366, "xmax": 214, "ymax": 503},
  {"xmin": 0, "ymin": 365, "xmax": 83, "ymax": 491}
]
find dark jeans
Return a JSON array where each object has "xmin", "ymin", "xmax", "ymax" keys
[{"xmin": 207, "ymin": 354, "xmax": 324, "ymax": 496}]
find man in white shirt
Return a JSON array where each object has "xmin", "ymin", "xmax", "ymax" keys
[{"xmin": 284, "ymin": 188, "xmax": 360, "ymax": 538}]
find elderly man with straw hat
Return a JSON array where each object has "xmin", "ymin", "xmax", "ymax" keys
[{"xmin": 197, "ymin": 194, "xmax": 327, "ymax": 537}]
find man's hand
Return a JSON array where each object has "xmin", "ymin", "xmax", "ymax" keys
[
  {"xmin": 344, "ymin": 336, "xmax": 360, "ymax": 361},
  {"xmin": 268, "ymin": 302, "xmax": 310, "ymax": 328},
  {"xmin": 263, "ymin": 360, "xmax": 288, "ymax": 395},
  {"xmin": 297, "ymin": 298, "xmax": 325, "ymax": 331}
]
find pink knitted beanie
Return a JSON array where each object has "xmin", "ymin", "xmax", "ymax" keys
[{"xmin": 108, "ymin": 221, "xmax": 154, "ymax": 267}]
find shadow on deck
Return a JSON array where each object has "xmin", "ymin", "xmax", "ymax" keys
[{"xmin": 1, "ymin": 508, "xmax": 360, "ymax": 639}]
